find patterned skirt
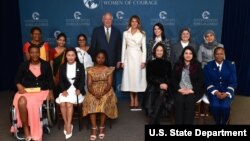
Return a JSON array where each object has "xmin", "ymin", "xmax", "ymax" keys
[{"xmin": 82, "ymin": 88, "xmax": 118, "ymax": 119}]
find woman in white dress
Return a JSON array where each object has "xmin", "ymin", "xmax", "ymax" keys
[
  {"xmin": 75, "ymin": 33, "xmax": 94, "ymax": 91},
  {"xmin": 56, "ymin": 48, "xmax": 85, "ymax": 139},
  {"xmin": 121, "ymin": 15, "xmax": 147, "ymax": 110}
]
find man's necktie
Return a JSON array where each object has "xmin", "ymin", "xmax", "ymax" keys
[{"xmin": 106, "ymin": 28, "xmax": 110, "ymax": 43}]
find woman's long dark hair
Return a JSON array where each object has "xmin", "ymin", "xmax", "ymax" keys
[
  {"xmin": 175, "ymin": 46, "xmax": 199, "ymax": 75},
  {"xmin": 152, "ymin": 23, "xmax": 166, "ymax": 40},
  {"xmin": 152, "ymin": 42, "xmax": 167, "ymax": 59},
  {"xmin": 63, "ymin": 48, "xmax": 80, "ymax": 64},
  {"xmin": 56, "ymin": 32, "xmax": 67, "ymax": 42}
]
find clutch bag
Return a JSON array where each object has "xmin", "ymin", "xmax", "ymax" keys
[{"xmin": 24, "ymin": 87, "xmax": 41, "ymax": 93}]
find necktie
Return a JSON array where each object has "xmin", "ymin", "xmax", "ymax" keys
[
  {"xmin": 218, "ymin": 65, "xmax": 221, "ymax": 71},
  {"xmin": 106, "ymin": 28, "xmax": 110, "ymax": 43}
]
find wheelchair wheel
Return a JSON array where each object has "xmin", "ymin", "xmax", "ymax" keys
[
  {"xmin": 46, "ymin": 100, "xmax": 56, "ymax": 127},
  {"xmin": 9, "ymin": 106, "xmax": 13, "ymax": 124},
  {"xmin": 43, "ymin": 124, "xmax": 51, "ymax": 134}
]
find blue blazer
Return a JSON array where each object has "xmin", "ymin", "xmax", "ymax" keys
[
  {"xmin": 90, "ymin": 25, "xmax": 122, "ymax": 66},
  {"xmin": 204, "ymin": 60, "xmax": 237, "ymax": 98}
]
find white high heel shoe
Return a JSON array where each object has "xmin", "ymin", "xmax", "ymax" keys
[
  {"xmin": 90, "ymin": 126, "xmax": 98, "ymax": 141},
  {"xmin": 65, "ymin": 124, "xmax": 73, "ymax": 139},
  {"xmin": 98, "ymin": 126, "xmax": 105, "ymax": 140},
  {"xmin": 25, "ymin": 136, "xmax": 32, "ymax": 141}
]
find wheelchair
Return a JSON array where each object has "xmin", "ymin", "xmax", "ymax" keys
[{"xmin": 10, "ymin": 99, "xmax": 56, "ymax": 140}]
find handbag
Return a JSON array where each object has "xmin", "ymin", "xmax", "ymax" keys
[{"xmin": 24, "ymin": 87, "xmax": 41, "ymax": 93}]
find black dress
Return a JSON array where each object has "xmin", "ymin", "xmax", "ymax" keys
[{"xmin": 142, "ymin": 58, "xmax": 173, "ymax": 124}]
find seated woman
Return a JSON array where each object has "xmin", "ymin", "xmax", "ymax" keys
[
  {"xmin": 55, "ymin": 48, "xmax": 85, "ymax": 139},
  {"xmin": 142, "ymin": 42, "xmax": 173, "ymax": 124},
  {"xmin": 204, "ymin": 47, "xmax": 237, "ymax": 125},
  {"xmin": 11, "ymin": 45, "xmax": 54, "ymax": 141},
  {"xmin": 172, "ymin": 46, "xmax": 204, "ymax": 124},
  {"xmin": 82, "ymin": 50, "xmax": 118, "ymax": 141}
]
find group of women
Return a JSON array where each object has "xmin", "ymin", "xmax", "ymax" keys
[
  {"xmin": 11, "ymin": 14, "xmax": 237, "ymax": 141},
  {"xmin": 120, "ymin": 15, "xmax": 236, "ymax": 126}
]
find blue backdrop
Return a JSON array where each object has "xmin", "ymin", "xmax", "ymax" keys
[{"xmin": 19, "ymin": 0, "xmax": 224, "ymax": 98}]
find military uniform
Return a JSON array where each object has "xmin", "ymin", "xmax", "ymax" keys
[{"xmin": 204, "ymin": 60, "xmax": 237, "ymax": 124}]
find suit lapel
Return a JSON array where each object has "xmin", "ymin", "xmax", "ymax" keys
[{"xmin": 101, "ymin": 27, "xmax": 109, "ymax": 44}]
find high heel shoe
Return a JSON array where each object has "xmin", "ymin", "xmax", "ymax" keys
[
  {"xmin": 98, "ymin": 126, "xmax": 105, "ymax": 140},
  {"xmin": 64, "ymin": 125, "xmax": 67, "ymax": 135},
  {"xmin": 25, "ymin": 136, "xmax": 31, "ymax": 141},
  {"xmin": 65, "ymin": 124, "xmax": 73, "ymax": 139},
  {"xmin": 90, "ymin": 126, "xmax": 97, "ymax": 141}
]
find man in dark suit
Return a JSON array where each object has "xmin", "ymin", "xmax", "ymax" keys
[{"xmin": 90, "ymin": 12, "xmax": 122, "ymax": 68}]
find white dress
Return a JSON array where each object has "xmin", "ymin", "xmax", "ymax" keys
[
  {"xmin": 75, "ymin": 47, "xmax": 94, "ymax": 91},
  {"xmin": 121, "ymin": 28, "xmax": 147, "ymax": 92},
  {"xmin": 56, "ymin": 62, "xmax": 84, "ymax": 104}
]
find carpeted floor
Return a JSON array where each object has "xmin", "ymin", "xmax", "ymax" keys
[{"xmin": 0, "ymin": 91, "xmax": 249, "ymax": 141}]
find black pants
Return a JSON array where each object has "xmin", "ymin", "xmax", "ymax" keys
[
  {"xmin": 174, "ymin": 93, "xmax": 196, "ymax": 124},
  {"xmin": 148, "ymin": 90, "xmax": 166, "ymax": 125}
]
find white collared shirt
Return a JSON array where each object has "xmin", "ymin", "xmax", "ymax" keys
[
  {"xmin": 153, "ymin": 36, "xmax": 162, "ymax": 50},
  {"xmin": 104, "ymin": 26, "xmax": 112, "ymax": 35},
  {"xmin": 181, "ymin": 41, "xmax": 189, "ymax": 48},
  {"xmin": 216, "ymin": 61, "xmax": 223, "ymax": 71}
]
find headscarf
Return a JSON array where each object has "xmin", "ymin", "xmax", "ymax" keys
[{"xmin": 203, "ymin": 30, "xmax": 222, "ymax": 49}]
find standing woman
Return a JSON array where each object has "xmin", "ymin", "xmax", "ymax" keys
[
  {"xmin": 197, "ymin": 30, "xmax": 224, "ymax": 114},
  {"xmin": 11, "ymin": 45, "xmax": 54, "ymax": 141},
  {"xmin": 121, "ymin": 15, "xmax": 147, "ymax": 110},
  {"xmin": 147, "ymin": 22, "xmax": 171, "ymax": 62},
  {"xmin": 75, "ymin": 33, "xmax": 94, "ymax": 91},
  {"xmin": 171, "ymin": 27, "xmax": 198, "ymax": 65},
  {"xmin": 23, "ymin": 26, "xmax": 50, "ymax": 61},
  {"xmin": 172, "ymin": 46, "xmax": 204, "ymax": 124},
  {"xmin": 82, "ymin": 50, "xmax": 118, "ymax": 140},
  {"xmin": 75, "ymin": 33, "xmax": 93, "ymax": 69},
  {"xmin": 55, "ymin": 48, "xmax": 85, "ymax": 139},
  {"xmin": 204, "ymin": 47, "xmax": 237, "ymax": 125},
  {"xmin": 198, "ymin": 30, "xmax": 224, "ymax": 68},
  {"xmin": 50, "ymin": 32, "xmax": 67, "ymax": 87}
]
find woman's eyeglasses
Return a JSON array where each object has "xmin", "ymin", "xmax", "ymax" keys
[{"xmin": 78, "ymin": 39, "xmax": 86, "ymax": 41}]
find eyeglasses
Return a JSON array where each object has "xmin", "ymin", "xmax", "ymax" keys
[{"xmin": 78, "ymin": 39, "xmax": 86, "ymax": 41}]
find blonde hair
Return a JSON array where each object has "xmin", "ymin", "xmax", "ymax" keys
[{"xmin": 127, "ymin": 15, "xmax": 145, "ymax": 35}]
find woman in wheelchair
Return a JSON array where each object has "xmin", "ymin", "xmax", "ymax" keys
[
  {"xmin": 55, "ymin": 48, "xmax": 85, "ymax": 139},
  {"xmin": 11, "ymin": 45, "xmax": 54, "ymax": 141}
]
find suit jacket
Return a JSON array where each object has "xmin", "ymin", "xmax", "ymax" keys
[
  {"xmin": 204, "ymin": 60, "xmax": 237, "ymax": 98},
  {"xmin": 172, "ymin": 61, "xmax": 204, "ymax": 101},
  {"xmin": 170, "ymin": 41, "xmax": 197, "ymax": 65},
  {"xmin": 90, "ymin": 25, "xmax": 122, "ymax": 66},
  {"xmin": 59, "ymin": 62, "xmax": 86, "ymax": 95},
  {"xmin": 15, "ymin": 59, "xmax": 54, "ymax": 90}
]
